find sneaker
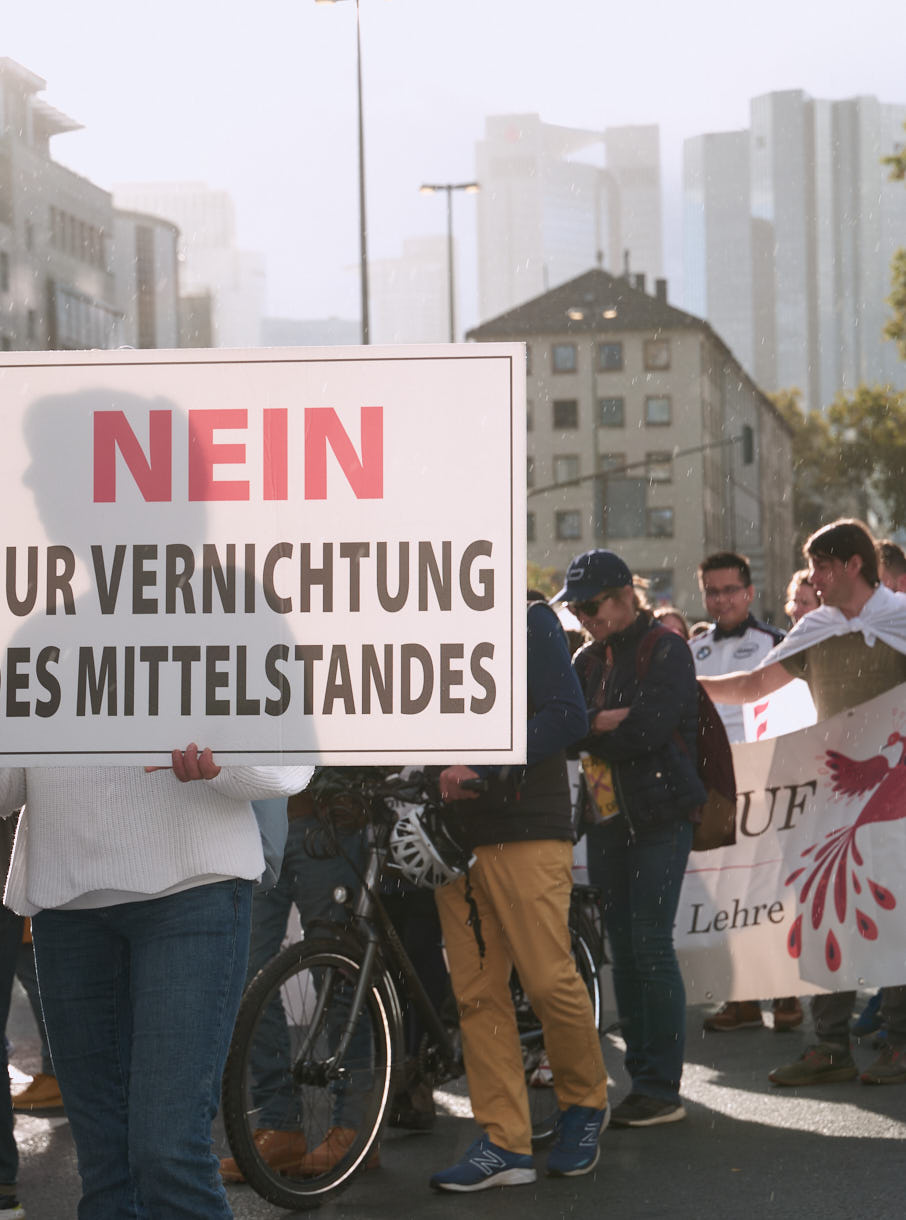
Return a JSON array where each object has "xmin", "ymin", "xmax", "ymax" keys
[
  {"xmin": 546, "ymin": 1103, "xmax": 610, "ymax": 1177},
  {"xmin": 771, "ymin": 997, "xmax": 804, "ymax": 1032},
  {"xmin": 430, "ymin": 1135, "xmax": 536, "ymax": 1192},
  {"xmin": 860, "ymin": 1041, "xmax": 906, "ymax": 1085},
  {"xmin": 768, "ymin": 1042, "xmax": 857, "ymax": 1086},
  {"xmin": 219, "ymin": 1129, "xmax": 308, "ymax": 1184},
  {"xmin": 703, "ymin": 1001, "xmax": 764, "ymax": 1032},
  {"xmin": 853, "ymin": 991, "xmax": 884, "ymax": 1038},
  {"xmin": 609, "ymin": 1093, "xmax": 685, "ymax": 1127},
  {"xmin": 11, "ymin": 1072, "xmax": 64, "ymax": 1114},
  {"xmin": 295, "ymin": 1127, "xmax": 380, "ymax": 1176},
  {"xmin": 0, "ymin": 1196, "xmax": 25, "ymax": 1218}
]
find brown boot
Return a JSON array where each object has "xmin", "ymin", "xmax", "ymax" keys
[
  {"xmin": 703, "ymin": 1001, "xmax": 764, "ymax": 1032},
  {"xmin": 772, "ymin": 996, "xmax": 804, "ymax": 1031},
  {"xmin": 295, "ymin": 1127, "xmax": 380, "ymax": 1176},
  {"xmin": 12, "ymin": 1072, "xmax": 65, "ymax": 1113},
  {"xmin": 219, "ymin": 1129, "xmax": 308, "ymax": 1184}
]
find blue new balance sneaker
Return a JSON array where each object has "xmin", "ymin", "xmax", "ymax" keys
[
  {"xmin": 429, "ymin": 1134, "xmax": 536, "ymax": 1192},
  {"xmin": 546, "ymin": 1103, "xmax": 610, "ymax": 1177}
]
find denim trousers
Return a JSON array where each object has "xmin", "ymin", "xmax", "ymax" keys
[
  {"xmin": 587, "ymin": 816, "xmax": 692, "ymax": 1102},
  {"xmin": 32, "ymin": 878, "xmax": 252, "ymax": 1220},
  {"xmin": 0, "ymin": 903, "xmax": 23, "ymax": 1191},
  {"xmin": 246, "ymin": 816, "xmax": 366, "ymax": 1130}
]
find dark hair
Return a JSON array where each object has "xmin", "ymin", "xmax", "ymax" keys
[
  {"xmin": 699, "ymin": 551, "xmax": 752, "ymax": 587},
  {"xmin": 804, "ymin": 519, "xmax": 879, "ymax": 587},
  {"xmin": 878, "ymin": 539, "xmax": 906, "ymax": 580}
]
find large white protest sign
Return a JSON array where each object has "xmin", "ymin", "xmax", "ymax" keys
[
  {"xmin": 0, "ymin": 346, "xmax": 526, "ymax": 765},
  {"xmin": 677, "ymin": 684, "xmax": 906, "ymax": 1001}
]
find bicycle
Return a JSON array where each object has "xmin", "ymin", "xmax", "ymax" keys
[{"xmin": 221, "ymin": 770, "xmax": 604, "ymax": 1209}]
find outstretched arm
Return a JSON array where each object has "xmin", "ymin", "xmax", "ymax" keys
[{"xmin": 699, "ymin": 661, "xmax": 792, "ymax": 705}]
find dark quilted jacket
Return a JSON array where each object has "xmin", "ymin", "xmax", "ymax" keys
[{"xmin": 573, "ymin": 613, "xmax": 706, "ymax": 834}]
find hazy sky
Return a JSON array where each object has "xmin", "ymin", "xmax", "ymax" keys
[{"xmin": 4, "ymin": 0, "xmax": 903, "ymax": 333}]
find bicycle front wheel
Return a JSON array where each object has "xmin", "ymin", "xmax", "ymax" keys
[{"xmin": 222, "ymin": 939, "xmax": 395, "ymax": 1207}]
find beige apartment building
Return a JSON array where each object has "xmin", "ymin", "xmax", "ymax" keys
[{"xmin": 468, "ymin": 268, "xmax": 794, "ymax": 622}]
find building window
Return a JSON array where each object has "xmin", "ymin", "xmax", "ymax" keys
[
  {"xmin": 597, "ymin": 396, "xmax": 625, "ymax": 428},
  {"xmin": 645, "ymin": 396, "xmax": 672, "ymax": 426},
  {"xmin": 26, "ymin": 309, "xmax": 36, "ymax": 342},
  {"xmin": 527, "ymin": 511, "xmax": 536, "ymax": 543},
  {"xmin": 0, "ymin": 250, "xmax": 8, "ymax": 293},
  {"xmin": 598, "ymin": 452, "xmax": 626, "ymax": 473},
  {"xmin": 637, "ymin": 569, "xmax": 674, "ymax": 604},
  {"xmin": 646, "ymin": 451, "xmax": 673, "ymax": 483},
  {"xmin": 525, "ymin": 344, "xmax": 532, "ymax": 376},
  {"xmin": 644, "ymin": 338, "xmax": 671, "ymax": 370},
  {"xmin": 647, "ymin": 507, "xmax": 674, "ymax": 537},
  {"xmin": 526, "ymin": 401, "xmax": 533, "ymax": 432},
  {"xmin": 556, "ymin": 510, "xmax": 582, "ymax": 541},
  {"xmin": 553, "ymin": 455, "xmax": 580, "ymax": 485},
  {"xmin": 597, "ymin": 341, "xmax": 623, "ymax": 371},
  {"xmin": 553, "ymin": 399, "xmax": 578, "ymax": 429},
  {"xmin": 527, "ymin": 456, "xmax": 535, "ymax": 489},
  {"xmin": 0, "ymin": 335, "xmax": 10, "ymax": 351},
  {"xmin": 552, "ymin": 343, "xmax": 577, "ymax": 373}
]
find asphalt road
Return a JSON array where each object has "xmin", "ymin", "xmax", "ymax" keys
[{"xmin": 9, "ymin": 981, "xmax": 906, "ymax": 1219}]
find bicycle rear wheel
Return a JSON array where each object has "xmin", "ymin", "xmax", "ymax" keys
[
  {"xmin": 222, "ymin": 939, "xmax": 395, "ymax": 1207},
  {"xmin": 516, "ymin": 925, "xmax": 602, "ymax": 1147}
]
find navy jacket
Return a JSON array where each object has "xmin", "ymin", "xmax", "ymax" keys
[{"xmin": 574, "ymin": 613, "xmax": 705, "ymax": 834}]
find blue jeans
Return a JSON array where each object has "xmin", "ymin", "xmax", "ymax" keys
[
  {"xmin": 0, "ymin": 904, "xmax": 23, "ymax": 1191},
  {"xmin": 587, "ymin": 817, "xmax": 692, "ymax": 1102},
  {"xmin": 247, "ymin": 816, "xmax": 366, "ymax": 1130},
  {"xmin": 33, "ymin": 879, "xmax": 252, "ymax": 1220}
]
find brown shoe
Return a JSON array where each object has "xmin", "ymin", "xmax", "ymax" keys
[
  {"xmin": 703, "ymin": 1001, "xmax": 764, "ymax": 1032},
  {"xmin": 12, "ymin": 1072, "xmax": 65, "ymax": 1113},
  {"xmin": 219, "ymin": 1128, "xmax": 308, "ymax": 1184},
  {"xmin": 295, "ymin": 1127, "xmax": 380, "ymax": 1177},
  {"xmin": 772, "ymin": 997, "xmax": 804, "ymax": 1031}
]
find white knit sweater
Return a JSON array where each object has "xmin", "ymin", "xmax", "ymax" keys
[{"xmin": 0, "ymin": 764, "xmax": 313, "ymax": 916}]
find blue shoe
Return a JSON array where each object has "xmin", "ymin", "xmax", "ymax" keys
[
  {"xmin": 429, "ymin": 1135, "xmax": 536, "ymax": 1192},
  {"xmin": 546, "ymin": 1103, "xmax": 610, "ymax": 1177},
  {"xmin": 853, "ymin": 991, "xmax": 883, "ymax": 1037}
]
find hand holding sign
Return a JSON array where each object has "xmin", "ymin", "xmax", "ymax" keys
[{"xmin": 144, "ymin": 743, "xmax": 221, "ymax": 781}]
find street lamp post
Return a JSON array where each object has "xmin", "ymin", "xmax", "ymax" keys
[
  {"xmin": 419, "ymin": 181, "xmax": 479, "ymax": 342},
  {"xmin": 316, "ymin": 0, "xmax": 371, "ymax": 344}
]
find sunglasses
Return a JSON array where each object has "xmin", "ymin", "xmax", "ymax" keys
[{"xmin": 568, "ymin": 591, "xmax": 618, "ymax": 617}]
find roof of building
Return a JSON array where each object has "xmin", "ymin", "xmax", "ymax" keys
[{"xmin": 467, "ymin": 267, "xmax": 702, "ymax": 339}]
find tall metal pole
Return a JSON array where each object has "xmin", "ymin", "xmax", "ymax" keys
[
  {"xmin": 355, "ymin": 0, "xmax": 370, "ymax": 344},
  {"xmin": 445, "ymin": 187, "xmax": 455, "ymax": 343}
]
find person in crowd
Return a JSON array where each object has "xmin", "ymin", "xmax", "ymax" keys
[
  {"xmin": 219, "ymin": 773, "xmax": 369, "ymax": 1184},
  {"xmin": 653, "ymin": 606, "xmax": 691, "ymax": 640},
  {"xmin": 692, "ymin": 551, "xmax": 800, "ymax": 1033},
  {"xmin": 429, "ymin": 599, "xmax": 608, "ymax": 1191},
  {"xmin": 699, "ymin": 519, "xmax": 906, "ymax": 1086},
  {"xmin": 560, "ymin": 550, "xmax": 703, "ymax": 1127},
  {"xmin": 785, "ymin": 570, "xmax": 820, "ymax": 621},
  {"xmin": 0, "ymin": 748, "xmax": 312, "ymax": 1218},
  {"xmin": 0, "ymin": 817, "xmax": 25, "ymax": 1219},
  {"xmin": 10, "ymin": 922, "xmax": 63, "ymax": 1116},
  {"xmin": 878, "ymin": 538, "xmax": 906, "ymax": 592}
]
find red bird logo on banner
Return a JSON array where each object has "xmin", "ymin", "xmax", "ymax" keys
[{"xmin": 784, "ymin": 732, "xmax": 905, "ymax": 971}]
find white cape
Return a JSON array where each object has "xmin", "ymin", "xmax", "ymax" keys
[{"xmin": 759, "ymin": 584, "xmax": 906, "ymax": 667}]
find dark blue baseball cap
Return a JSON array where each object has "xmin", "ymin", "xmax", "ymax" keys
[{"xmin": 553, "ymin": 549, "xmax": 633, "ymax": 602}]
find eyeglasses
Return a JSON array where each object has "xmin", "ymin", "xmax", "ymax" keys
[
  {"xmin": 568, "ymin": 592, "xmax": 616, "ymax": 617},
  {"xmin": 702, "ymin": 584, "xmax": 747, "ymax": 600}
]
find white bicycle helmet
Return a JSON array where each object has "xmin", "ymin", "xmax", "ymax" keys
[{"xmin": 389, "ymin": 803, "xmax": 468, "ymax": 889}]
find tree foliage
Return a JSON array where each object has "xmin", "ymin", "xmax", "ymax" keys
[
  {"xmin": 771, "ymin": 385, "xmax": 906, "ymax": 549},
  {"xmin": 527, "ymin": 561, "xmax": 561, "ymax": 598},
  {"xmin": 883, "ymin": 123, "xmax": 906, "ymax": 360}
]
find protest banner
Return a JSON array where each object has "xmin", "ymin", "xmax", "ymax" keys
[
  {"xmin": 677, "ymin": 684, "xmax": 906, "ymax": 1000},
  {"xmin": 0, "ymin": 346, "xmax": 526, "ymax": 765}
]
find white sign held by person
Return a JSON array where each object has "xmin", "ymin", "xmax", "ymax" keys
[
  {"xmin": 0, "ymin": 346, "xmax": 526, "ymax": 765},
  {"xmin": 677, "ymin": 684, "xmax": 906, "ymax": 1000}
]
